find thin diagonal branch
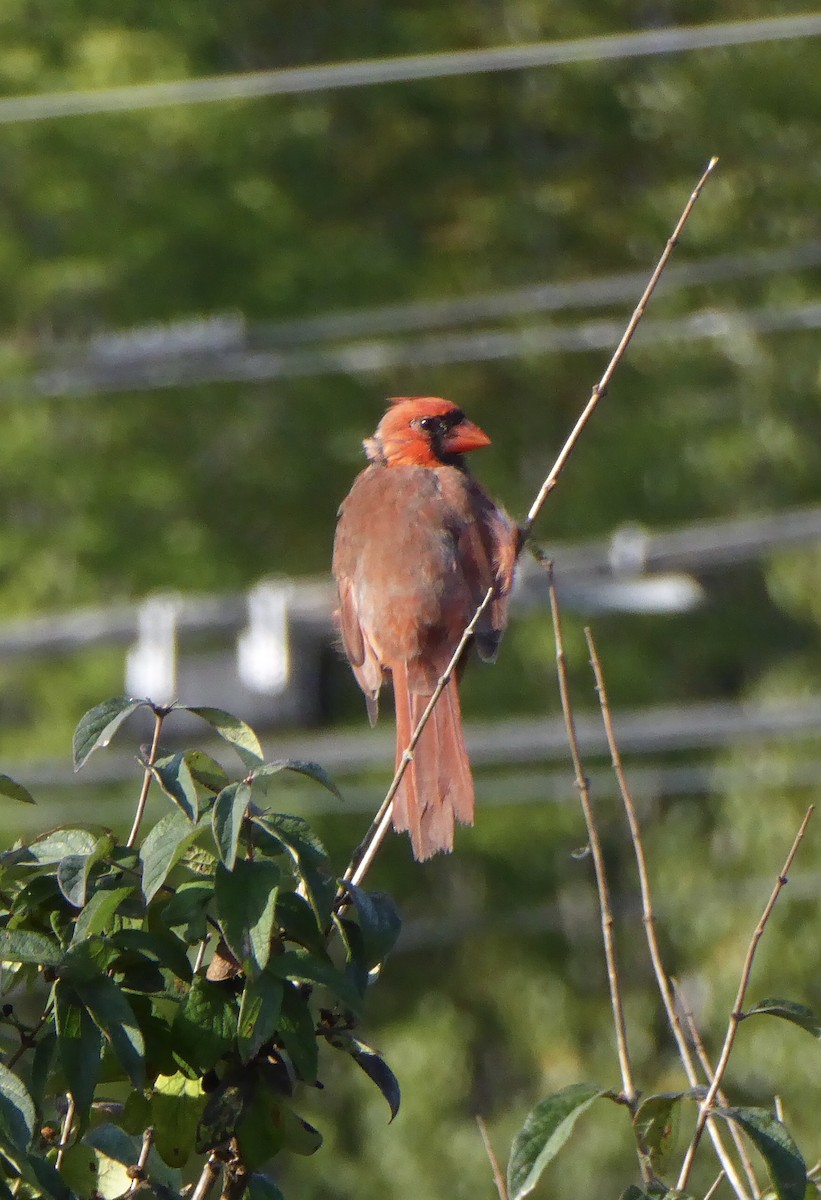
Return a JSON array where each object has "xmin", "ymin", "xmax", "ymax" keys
[
  {"xmin": 55, "ymin": 1094, "xmax": 75, "ymax": 1171},
  {"xmin": 585, "ymin": 628, "xmax": 752, "ymax": 1200},
  {"xmin": 476, "ymin": 1115, "xmax": 508, "ymax": 1200},
  {"xmin": 676, "ymin": 805, "xmax": 814, "ymax": 1194},
  {"xmin": 343, "ymin": 157, "xmax": 718, "ymax": 887},
  {"xmin": 546, "ymin": 566, "xmax": 638, "ymax": 1116},
  {"xmin": 520, "ymin": 156, "xmax": 718, "ymax": 542},
  {"xmin": 704, "ymin": 1170, "xmax": 727, "ymax": 1200},
  {"xmin": 127, "ymin": 708, "xmax": 165, "ymax": 848},
  {"xmin": 673, "ymin": 978, "xmax": 760, "ymax": 1197},
  {"xmin": 191, "ymin": 1153, "xmax": 221, "ymax": 1200},
  {"xmin": 339, "ymin": 586, "xmax": 495, "ymax": 893}
]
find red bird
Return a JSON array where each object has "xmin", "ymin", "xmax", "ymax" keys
[{"xmin": 332, "ymin": 396, "xmax": 517, "ymax": 860}]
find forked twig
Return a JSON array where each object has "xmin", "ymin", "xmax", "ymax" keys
[
  {"xmin": 673, "ymin": 978, "xmax": 760, "ymax": 1197},
  {"xmin": 676, "ymin": 805, "xmax": 814, "ymax": 1194},
  {"xmin": 344, "ymin": 157, "xmax": 718, "ymax": 889},
  {"xmin": 546, "ymin": 567, "xmax": 638, "ymax": 1112},
  {"xmin": 476, "ymin": 1115, "xmax": 508, "ymax": 1200},
  {"xmin": 585, "ymin": 629, "xmax": 753, "ymax": 1200},
  {"xmin": 127, "ymin": 708, "xmax": 165, "ymax": 848}
]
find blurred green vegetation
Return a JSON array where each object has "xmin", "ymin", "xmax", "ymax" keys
[{"xmin": 0, "ymin": 1, "xmax": 820, "ymax": 1196}]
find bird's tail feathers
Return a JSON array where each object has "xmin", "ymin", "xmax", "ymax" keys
[{"xmin": 390, "ymin": 661, "xmax": 474, "ymax": 861}]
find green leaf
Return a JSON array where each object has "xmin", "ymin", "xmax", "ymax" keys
[
  {"xmin": 171, "ymin": 977, "xmax": 237, "ymax": 1076},
  {"xmin": 267, "ymin": 947, "xmax": 362, "ymax": 1014},
  {"xmin": 160, "ymin": 880, "xmax": 213, "ymax": 944},
  {"xmin": 252, "ymin": 814, "xmax": 334, "ymax": 927},
  {"xmin": 74, "ymin": 974, "xmax": 145, "ymax": 1088},
  {"xmin": 212, "ymin": 781, "xmax": 252, "ymax": 870},
  {"xmin": 27, "ymin": 828, "xmax": 99, "ymax": 863},
  {"xmin": 745, "ymin": 997, "xmax": 821, "ymax": 1038},
  {"xmin": 275, "ymin": 890, "xmax": 326, "ymax": 955},
  {"xmin": 352, "ymin": 1041, "xmax": 400, "ymax": 1120},
  {"xmin": 0, "ymin": 929, "xmax": 63, "ymax": 967},
  {"xmin": 184, "ymin": 706, "xmax": 263, "ymax": 768},
  {"xmin": 633, "ymin": 1090, "xmax": 698, "ymax": 1170},
  {"xmin": 57, "ymin": 834, "xmax": 115, "ymax": 909},
  {"xmin": 278, "ymin": 982, "xmax": 318, "ymax": 1083},
  {"xmin": 507, "ymin": 1084, "xmax": 611, "ymax": 1200},
  {"xmin": 84, "ymin": 1124, "xmax": 139, "ymax": 1200},
  {"xmin": 235, "ymin": 1086, "xmax": 285, "ymax": 1170},
  {"xmin": 196, "ymin": 1081, "xmax": 247, "ymax": 1154},
  {"xmin": 238, "ymin": 972, "xmax": 284, "ymax": 1064},
  {"xmin": 150, "ymin": 1072, "xmax": 206, "ymax": 1169},
  {"xmin": 325, "ymin": 1032, "xmax": 400, "ymax": 1120},
  {"xmin": 0, "ymin": 1063, "xmax": 35, "ymax": 1153},
  {"xmin": 0, "ymin": 775, "xmax": 35, "ymax": 805},
  {"xmin": 59, "ymin": 1142, "xmax": 99, "ymax": 1199},
  {"xmin": 110, "ymin": 927, "xmax": 193, "ymax": 984},
  {"xmin": 30, "ymin": 1031, "xmax": 57, "ymax": 1112},
  {"xmin": 215, "ymin": 859, "xmax": 280, "ymax": 976},
  {"xmin": 54, "ymin": 982, "xmax": 103, "ymax": 1120},
  {"xmin": 150, "ymin": 752, "xmax": 199, "ymax": 822},
  {"xmin": 714, "ymin": 1106, "xmax": 806, "ymax": 1200},
  {"xmin": 140, "ymin": 810, "xmax": 208, "ymax": 902},
  {"xmin": 184, "ymin": 749, "xmax": 230, "ymax": 795},
  {"xmin": 273, "ymin": 1102, "xmax": 322, "ymax": 1157},
  {"xmin": 26, "ymin": 1153, "xmax": 73, "ymax": 1200},
  {"xmin": 73, "ymin": 698, "xmax": 145, "ymax": 771},
  {"xmin": 250, "ymin": 759, "xmax": 343, "ymax": 803},
  {"xmin": 339, "ymin": 883, "xmax": 402, "ymax": 968},
  {"xmin": 247, "ymin": 1173, "xmax": 286, "ymax": 1200},
  {"xmin": 60, "ymin": 936, "xmax": 119, "ymax": 983},
  {"xmin": 120, "ymin": 1090, "xmax": 152, "ymax": 1135},
  {"xmin": 72, "ymin": 884, "xmax": 136, "ymax": 943}
]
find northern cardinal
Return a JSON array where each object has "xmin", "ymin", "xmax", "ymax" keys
[{"xmin": 332, "ymin": 396, "xmax": 517, "ymax": 860}]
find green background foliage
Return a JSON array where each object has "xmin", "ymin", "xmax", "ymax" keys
[{"xmin": 0, "ymin": 2, "xmax": 819, "ymax": 1196}]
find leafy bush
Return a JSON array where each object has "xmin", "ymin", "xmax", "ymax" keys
[{"xmin": 0, "ymin": 698, "xmax": 400, "ymax": 1200}]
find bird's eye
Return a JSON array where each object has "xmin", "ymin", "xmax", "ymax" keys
[{"xmin": 417, "ymin": 417, "xmax": 439, "ymax": 433}]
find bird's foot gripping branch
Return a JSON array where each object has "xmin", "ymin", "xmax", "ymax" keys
[{"xmin": 0, "ymin": 697, "xmax": 401, "ymax": 1200}]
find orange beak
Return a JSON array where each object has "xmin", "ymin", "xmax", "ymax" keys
[{"xmin": 444, "ymin": 418, "xmax": 491, "ymax": 455}]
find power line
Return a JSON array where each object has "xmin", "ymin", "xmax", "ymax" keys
[
  {"xmin": 2, "ymin": 502, "xmax": 821, "ymax": 659},
  {"xmin": 32, "ymin": 300, "xmax": 821, "ymax": 395},
  {"xmin": 30, "ymin": 240, "xmax": 821, "ymax": 398},
  {"xmin": 0, "ymin": 13, "xmax": 819, "ymax": 124},
  {"xmin": 9, "ymin": 693, "xmax": 821, "ymax": 793},
  {"xmin": 150, "ymin": 241, "xmax": 821, "ymax": 349}
]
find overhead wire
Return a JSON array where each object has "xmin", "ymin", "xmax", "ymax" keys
[
  {"xmin": 32, "ymin": 300, "xmax": 821, "ymax": 396},
  {"xmin": 0, "ymin": 13, "xmax": 819, "ymax": 124},
  {"xmin": 206, "ymin": 240, "xmax": 821, "ymax": 346}
]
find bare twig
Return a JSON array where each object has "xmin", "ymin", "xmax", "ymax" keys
[
  {"xmin": 192, "ymin": 938, "xmax": 208, "ymax": 975},
  {"xmin": 673, "ymin": 979, "xmax": 761, "ymax": 1197},
  {"xmin": 476, "ymin": 1115, "xmax": 508, "ymax": 1200},
  {"xmin": 128, "ymin": 1126, "xmax": 155, "ymax": 1193},
  {"xmin": 338, "ymin": 586, "xmax": 494, "ymax": 894},
  {"xmin": 676, "ymin": 805, "xmax": 814, "ymax": 1194},
  {"xmin": 191, "ymin": 1153, "xmax": 221, "ymax": 1200},
  {"xmin": 546, "ymin": 568, "xmax": 638, "ymax": 1112},
  {"xmin": 55, "ymin": 1094, "xmax": 75, "ymax": 1170},
  {"xmin": 704, "ymin": 1170, "xmax": 727, "ymax": 1200},
  {"xmin": 520, "ymin": 156, "xmax": 718, "ymax": 542},
  {"xmin": 586, "ymin": 629, "xmax": 753, "ymax": 1200},
  {"xmin": 127, "ymin": 708, "xmax": 165, "ymax": 848}
]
